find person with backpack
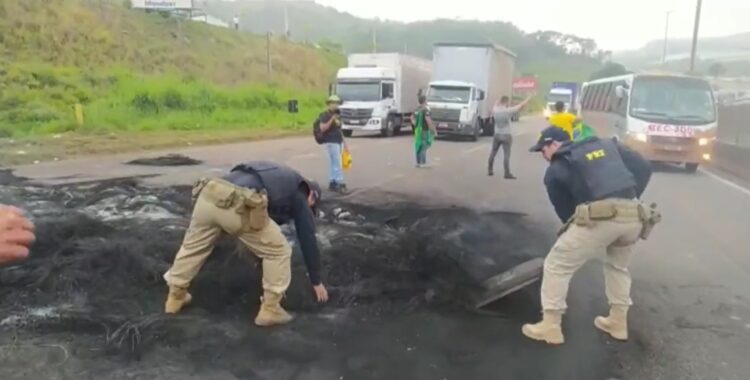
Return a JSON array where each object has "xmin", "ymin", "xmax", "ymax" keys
[{"xmin": 314, "ymin": 95, "xmax": 349, "ymax": 194}]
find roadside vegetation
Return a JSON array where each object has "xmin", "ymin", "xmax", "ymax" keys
[{"xmin": 0, "ymin": 0, "xmax": 340, "ymax": 161}]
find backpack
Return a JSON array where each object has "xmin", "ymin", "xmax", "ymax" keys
[{"xmin": 313, "ymin": 116, "xmax": 325, "ymax": 144}]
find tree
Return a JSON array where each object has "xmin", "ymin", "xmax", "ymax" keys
[
  {"xmin": 589, "ymin": 62, "xmax": 629, "ymax": 80},
  {"xmin": 708, "ymin": 62, "xmax": 726, "ymax": 78}
]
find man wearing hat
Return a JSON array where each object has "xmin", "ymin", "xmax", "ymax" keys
[
  {"xmin": 163, "ymin": 161, "xmax": 328, "ymax": 327},
  {"xmin": 523, "ymin": 127, "xmax": 656, "ymax": 345},
  {"xmin": 318, "ymin": 95, "xmax": 349, "ymax": 194}
]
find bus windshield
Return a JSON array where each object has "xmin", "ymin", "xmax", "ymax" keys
[
  {"xmin": 629, "ymin": 76, "xmax": 716, "ymax": 125},
  {"xmin": 337, "ymin": 82, "xmax": 381, "ymax": 102},
  {"xmin": 428, "ymin": 86, "xmax": 471, "ymax": 104}
]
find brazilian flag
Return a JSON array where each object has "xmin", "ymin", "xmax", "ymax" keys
[
  {"xmin": 414, "ymin": 107, "xmax": 434, "ymax": 151},
  {"xmin": 572, "ymin": 122, "xmax": 596, "ymax": 142}
]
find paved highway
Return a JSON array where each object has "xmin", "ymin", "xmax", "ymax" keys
[{"xmin": 12, "ymin": 117, "xmax": 750, "ymax": 379}]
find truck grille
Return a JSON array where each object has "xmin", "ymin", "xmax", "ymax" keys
[
  {"xmin": 340, "ymin": 108, "xmax": 373, "ymax": 119},
  {"xmin": 430, "ymin": 108, "xmax": 461, "ymax": 122}
]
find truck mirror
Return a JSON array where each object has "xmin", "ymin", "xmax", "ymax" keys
[
  {"xmin": 477, "ymin": 91, "xmax": 485, "ymax": 101},
  {"xmin": 615, "ymin": 85, "xmax": 627, "ymax": 98}
]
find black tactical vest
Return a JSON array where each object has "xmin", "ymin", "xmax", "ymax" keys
[
  {"xmin": 565, "ymin": 138, "xmax": 637, "ymax": 201},
  {"xmin": 223, "ymin": 161, "xmax": 306, "ymax": 215}
]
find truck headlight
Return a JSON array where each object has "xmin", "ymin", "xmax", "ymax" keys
[
  {"xmin": 698, "ymin": 138, "xmax": 711, "ymax": 146},
  {"xmin": 633, "ymin": 133, "xmax": 648, "ymax": 143}
]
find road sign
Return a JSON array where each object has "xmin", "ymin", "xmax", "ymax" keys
[
  {"xmin": 513, "ymin": 76, "xmax": 538, "ymax": 92},
  {"xmin": 131, "ymin": 0, "xmax": 193, "ymax": 10}
]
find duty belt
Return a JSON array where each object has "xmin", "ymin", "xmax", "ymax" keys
[
  {"xmin": 558, "ymin": 198, "xmax": 662, "ymax": 240},
  {"xmin": 575, "ymin": 198, "xmax": 642, "ymax": 225}
]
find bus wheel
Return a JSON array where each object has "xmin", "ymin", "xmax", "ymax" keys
[{"xmin": 685, "ymin": 163, "xmax": 699, "ymax": 173}]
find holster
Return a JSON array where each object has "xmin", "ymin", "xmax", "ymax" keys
[
  {"xmin": 201, "ymin": 179, "xmax": 239, "ymax": 209},
  {"xmin": 238, "ymin": 188, "xmax": 270, "ymax": 231},
  {"xmin": 638, "ymin": 202, "xmax": 662, "ymax": 240}
]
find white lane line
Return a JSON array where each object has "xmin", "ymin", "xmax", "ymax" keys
[{"xmin": 701, "ymin": 169, "xmax": 750, "ymax": 197}]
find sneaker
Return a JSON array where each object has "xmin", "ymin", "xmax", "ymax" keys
[
  {"xmin": 488, "ymin": 171, "xmax": 494, "ymax": 176},
  {"xmin": 328, "ymin": 181, "xmax": 339, "ymax": 191},
  {"xmin": 504, "ymin": 173, "xmax": 517, "ymax": 180}
]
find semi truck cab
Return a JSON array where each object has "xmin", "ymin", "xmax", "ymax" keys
[
  {"xmin": 543, "ymin": 88, "xmax": 574, "ymax": 119},
  {"xmin": 426, "ymin": 80, "xmax": 485, "ymax": 141},
  {"xmin": 336, "ymin": 67, "xmax": 398, "ymax": 137}
]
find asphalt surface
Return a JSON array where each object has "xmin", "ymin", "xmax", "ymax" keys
[{"xmin": 10, "ymin": 117, "xmax": 750, "ymax": 379}]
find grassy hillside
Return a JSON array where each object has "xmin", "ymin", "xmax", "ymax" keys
[
  {"xmin": 614, "ymin": 32, "xmax": 750, "ymax": 76},
  {"xmin": 0, "ymin": 0, "xmax": 343, "ymax": 138},
  {"xmin": 202, "ymin": 0, "xmax": 604, "ymax": 95}
]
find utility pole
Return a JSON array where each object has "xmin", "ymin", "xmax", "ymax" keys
[
  {"xmin": 689, "ymin": 0, "xmax": 703, "ymax": 73},
  {"xmin": 267, "ymin": 32, "xmax": 272, "ymax": 74},
  {"xmin": 662, "ymin": 10, "xmax": 673, "ymax": 66},
  {"xmin": 283, "ymin": 2, "xmax": 290, "ymax": 39}
]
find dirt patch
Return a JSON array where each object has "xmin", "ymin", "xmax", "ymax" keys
[{"xmin": 0, "ymin": 178, "xmax": 622, "ymax": 380}]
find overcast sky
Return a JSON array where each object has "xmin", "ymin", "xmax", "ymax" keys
[{"xmin": 313, "ymin": 0, "xmax": 748, "ymax": 51}]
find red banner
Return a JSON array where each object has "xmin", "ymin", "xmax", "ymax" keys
[{"xmin": 513, "ymin": 76, "xmax": 538, "ymax": 92}]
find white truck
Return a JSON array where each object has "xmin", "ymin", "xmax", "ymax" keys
[
  {"xmin": 543, "ymin": 82, "xmax": 579, "ymax": 118},
  {"xmin": 427, "ymin": 43, "xmax": 516, "ymax": 141},
  {"xmin": 335, "ymin": 53, "xmax": 432, "ymax": 137}
]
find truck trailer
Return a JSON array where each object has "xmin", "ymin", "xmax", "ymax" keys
[
  {"xmin": 427, "ymin": 43, "xmax": 517, "ymax": 141},
  {"xmin": 335, "ymin": 53, "xmax": 432, "ymax": 137}
]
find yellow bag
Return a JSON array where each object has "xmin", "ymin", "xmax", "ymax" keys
[{"xmin": 342, "ymin": 149, "xmax": 352, "ymax": 170}]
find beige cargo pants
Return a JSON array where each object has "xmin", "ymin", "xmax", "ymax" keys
[
  {"xmin": 541, "ymin": 200, "xmax": 644, "ymax": 312},
  {"xmin": 163, "ymin": 179, "xmax": 292, "ymax": 295}
]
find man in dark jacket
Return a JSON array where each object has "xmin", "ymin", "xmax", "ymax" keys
[
  {"xmin": 522, "ymin": 127, "xmax": 656, "ymax": 345},
  {"xmin": 163, "ymin": 161, "xmax": 327, "ymax": 327}
]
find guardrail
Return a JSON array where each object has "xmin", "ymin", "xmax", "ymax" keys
[
  {"xmin": 715, "ymin": 104, "xmax": 750, "ymax": 180},
  {"xmin": 718, "ymin": 103, "xmax": 750, "ymax": 147}
]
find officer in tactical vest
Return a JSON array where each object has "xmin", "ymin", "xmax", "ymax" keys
[
  {"xmin": 163, "ymin": 161, "xmax": 327, "ymax": 327},
  {"xmin": 523, "ymin": 127, "xmax": 659, "ymax": 345}
]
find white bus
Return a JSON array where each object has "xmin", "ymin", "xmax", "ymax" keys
[{"xmin": 579, "ymin": 73, "xmax": 718, "ymax": 173}]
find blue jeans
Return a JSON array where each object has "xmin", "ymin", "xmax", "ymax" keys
[
  {"xmin": 324, "ymin": 143, "xmax": 344, "ymax": 184},
  {"xmin": 416, "ymin": 145, "xmax": 427, "ymax": 165}
]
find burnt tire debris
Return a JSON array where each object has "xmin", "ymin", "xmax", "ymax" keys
[
  {"xmin": 0, "ymin": 172, "xmax": 553, "ymax": 370},
  {"xmin": 125, "ymin": 154, "xmax": 204, "ymax": 167}
]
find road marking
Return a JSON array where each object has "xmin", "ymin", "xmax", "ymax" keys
[{"xmin": 701, "ymin": 169, "xmax": 750, "ymax": 197}]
